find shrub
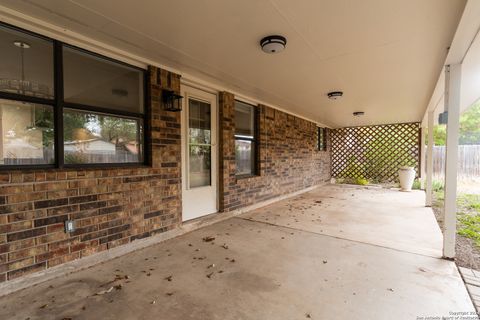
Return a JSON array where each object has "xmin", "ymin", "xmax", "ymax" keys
[
  {"xmin": 412, "ymin": 179, "xmax": 421, "ymax": 190},
  {"xmin": 432, "ymin": 179, "xmax": 444, "ymax": 192},
  {"xmin": 355, "ymin": 178, "xmax": 369, "ymax": 186}
]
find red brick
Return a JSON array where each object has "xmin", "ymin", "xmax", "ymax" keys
[
  {"xmin": 7, "ymin": 227, "xmax": 46, "ymax": 242},
  {"xmin": 47, "ymin": 252, "xmax": 80, "ymax": 268},
  {"xmin": 0, "ymin": 220, "xmax": 33, "ymax": 234},
  {"xmin": 8, "ymin": 262, "xmax": 46, "ymax": 280},
  {"xmin": 8, "ymin": 246, "xmax": 47, "ymax": 262}
]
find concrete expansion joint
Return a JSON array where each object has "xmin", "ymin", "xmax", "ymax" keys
[{"xmin": 234, "ymin": 216, "xmax": 442, "ymax": 260}]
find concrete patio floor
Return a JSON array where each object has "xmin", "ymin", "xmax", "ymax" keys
[{"xmin": 0, "ymin": 185, "xmax": 476, "ymax": 320}]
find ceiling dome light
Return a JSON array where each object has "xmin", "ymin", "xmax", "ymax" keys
[
  {"xmin": 260, "ymin": 35, "xmax": 287, "ymax": 54},
  {"xmin": 353, "ymin": 111, "xmax": 365, "ymax": 117},
  {"xmin": 327, "ymin": 91, "xmax": 343, "ymax": 100}
]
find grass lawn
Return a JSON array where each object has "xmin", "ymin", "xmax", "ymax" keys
[
  {"xmin": 433, "ymin": 188, "xmax": 480, "ymax": 270},
  {"xmin": 457, "ymin": 194, "xmax": 480, "ymax": 246},
  {"xmin": 434, "ymin": 191, "xmax": 480, "ymax": 245}
]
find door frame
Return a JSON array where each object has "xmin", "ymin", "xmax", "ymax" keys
[{"xmin": 180, "ymin": 84, "xmax": 219, "ymax": 222}]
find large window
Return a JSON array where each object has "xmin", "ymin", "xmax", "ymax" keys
[
  {"xmin": 0, "ymin": 23, "xmax": 145, "ymax": 168},
  {"xmin": 234, "ymin": 100, "xmax": 258, "ymax": 177}
]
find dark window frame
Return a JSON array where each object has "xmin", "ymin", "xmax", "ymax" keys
[
  {"xmin": 0, "ymin": 22, "xmax": 148, "ymax": 170},
  {"xmin": 318, "ymin": 127, "xmax": 327, "ymax": 151},
  {"xmin": 234, "ymin": 100, "xmax": 259, "ymax": 178}
]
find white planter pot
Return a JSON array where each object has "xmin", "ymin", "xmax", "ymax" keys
[{"xmin": 398, "ymin": 166, "xmax": 416, "ymax": 191}]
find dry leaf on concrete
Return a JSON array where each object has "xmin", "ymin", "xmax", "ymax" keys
[
  {"xmin": 203, "ymin": 236, "xmax": 215, "ymax": 242},
  {"xmin": 94, "ymin": 286, "xmax": 114, "ymax": 295}
]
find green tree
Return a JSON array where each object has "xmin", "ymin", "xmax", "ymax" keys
[
  {"xmin": 63, "ymin": 112, "xmax": 90, "ymax": 141},
  {"xmin": 459, "ymin": 101, "xmax": 480, "ymax": 144},
  {"xmin": 432, "ymin": 125, "xmax": 446, "ymax": 146},
  {"xmin": 98, "ymin": 117, "xmax": 138, "ymax": 145},
  {"xmin": 431, "ymin": 101, "xmax": 480, "ymax": 146}
]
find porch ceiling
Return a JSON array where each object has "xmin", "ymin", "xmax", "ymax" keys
[{"xmin": 0, "ymin": 0, "xmax": 466, "ymax": 127}]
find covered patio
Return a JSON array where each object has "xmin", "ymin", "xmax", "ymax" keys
[
  {"xmin": 0, "ymin": 185, "xmax": 474, "ymax": 319},
  {"xmin": 0, "ymin": 0, "xmax": 480, "ymax": 318}
]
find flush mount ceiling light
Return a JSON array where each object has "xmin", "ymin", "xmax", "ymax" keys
[
  {"xmin": 353, "ymin": 111, "xmax": 365, "ymax": 117},
  {"xmin": 13, "ymin": 41, "xmax": 30, "ymax": 49},
  {"xmin": 260, "ymin": 35, "xmax": 287, "ymax": 54},
  {"xmin": 327, "ymin": 91, "xmax": 343, "ymax": 100}
]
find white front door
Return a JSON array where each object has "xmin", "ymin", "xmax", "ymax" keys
[{"xmin": 181, "ymin": 85, "xmax": 218, "ymax": 221}]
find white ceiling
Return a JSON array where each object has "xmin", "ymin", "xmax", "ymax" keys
[{"xmin": 0, "ymin": 0, "xmax": 467, "ymax": 127}]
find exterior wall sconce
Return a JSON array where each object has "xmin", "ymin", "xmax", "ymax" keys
[
  {"xmin": 438, "ymin": 111, "xmax": 448, "ymax": 124},
  {"xmin": 162, "ymin": 90, "xmax": 183, "ymax": 112}
]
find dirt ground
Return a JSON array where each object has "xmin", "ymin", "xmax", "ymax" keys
[{"xmin": 432, "ymin": 203, "xmax": 480, "ymax": 271}]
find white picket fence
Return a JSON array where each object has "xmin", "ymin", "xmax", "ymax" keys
[{"xmin": 433, "ymin": 145, "xmax": 480, "ymax": 179}]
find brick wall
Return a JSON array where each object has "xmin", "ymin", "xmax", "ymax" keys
[
  {"xmin": 0, "ymin": 66, "xmax": 182, "ymax": 283},
  {"xmin": 0, "ymin": 71, "xmax": 331, "ymax": 285},
  {"xmin": 218, "ymin": 92, "xmax": 331, "ymax": 212}
]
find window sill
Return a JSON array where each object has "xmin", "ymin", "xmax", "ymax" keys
[
  {"xmin": 63, "ymin": 162, "xmax": 148, "ymax": 169},
  {"xmin": 0, "ymin": 163, "xmax": 150, "ymax": 172}
]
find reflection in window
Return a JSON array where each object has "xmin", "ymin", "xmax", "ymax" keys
[
  {"xmin": 235, "ymin": 140, "xmax": 255, "ymax": 176},
  {"xmin": 188, "ymin": 99, "xmax": 211, "ymax": 188},
  {"xmin": 0, "ymin": 25, "xmax": 54, "ymax": 99},
  {"xmin": 63, "ymin": 109, "xmax": 143, "ymax": 164},
  {"xmin": 235, "ymin": 101, "xmax": 255, "ymax": 138},
  {"xmin": 234, "ymin": 101, "xmax": 257, "ymax": 176},
  {"xmin": 0, "ymin": 99, "xmax": 54, "ymax": 165},
  {"xmin": 0, "ymin": 23, "xmax": 146, "ymax": 167},
  {"xmin": 63, "ymin": 46, "xmax": 144, "ymax": 113},
  {"xmin": 189, "ymin": 145, "xmax": 211, "ymax": 188},
  {"xmin": 189, "ymin": 99, "xmax": 211, "ymax": 144},
  {"xmin": 318, "ymin": 127, "xmax": 327, "ymax": 151}
]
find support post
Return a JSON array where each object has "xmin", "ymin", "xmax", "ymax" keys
[
  {"xmin": 420, "ymin": 126, "xmax": 426, "ymax": 189},
  {"xmin": 425, "ymin": 111, "xmax": 434, "ymax": 206},
  {"xmin": 443, "ymin": 64, "xmax": 462, "ymax": 259}
]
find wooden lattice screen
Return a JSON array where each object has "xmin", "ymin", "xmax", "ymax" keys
[{"xmin": 331, "ymin": 122, "xmax": 421, "ymax": 182}]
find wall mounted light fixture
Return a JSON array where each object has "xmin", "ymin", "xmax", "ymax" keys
[{"xmin": 162, "ymin": 90, "xmax": 183, "ymax": 112}]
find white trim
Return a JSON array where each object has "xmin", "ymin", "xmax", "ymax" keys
[
  {"xmin": 443, "ymin": 64, "xmax": 462, "ymax": 259},
  {"xmin": 181, "ymin": 77, "xmax": 329, "ymax": 127},
  {"xmin": 420, "ymin": 123, "xmax": 426, "ymax": 190},
  {"xmin": 0, "ymin": 5, "xmax": 327, "ymax": 128},
  {"xmin": 0, "ymin": 183, "xmax": 324, "ymax": 297},
  {"xmin": 423, "ymin": 0, "xmax": 480, "ymax": 120},
  {"xmin": 425, "ymin": 111, "xmax": 434, "ymax": 207},
  {"xmin": 181, "ymin": 85, "xmax": 219, "ymax": 221}
]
